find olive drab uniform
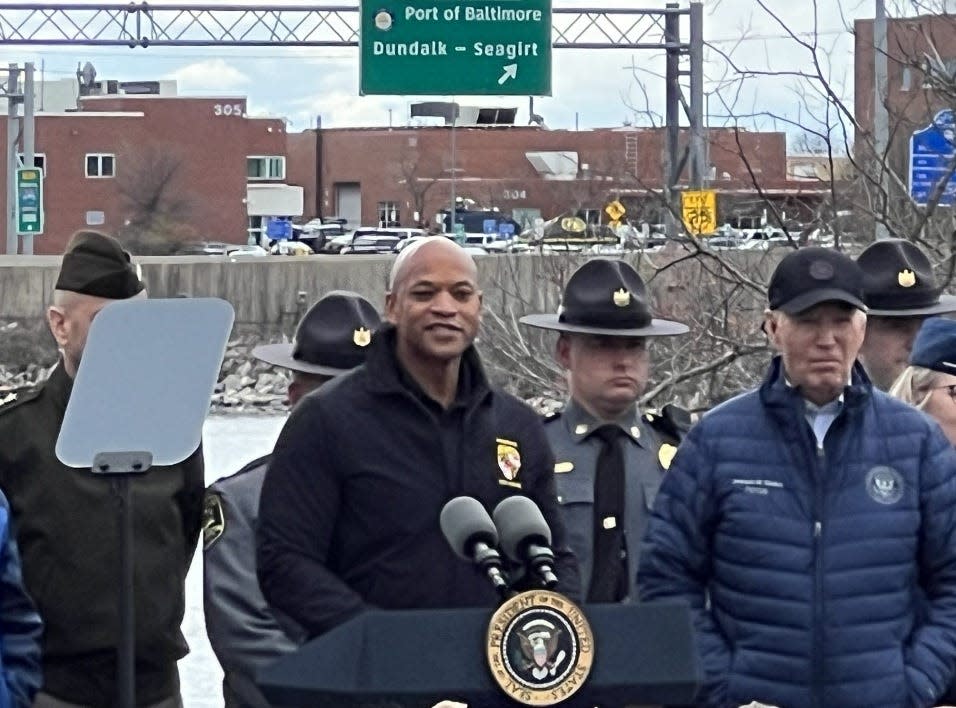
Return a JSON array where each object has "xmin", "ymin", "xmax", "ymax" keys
[
  {"xmin": 0, "ymin": 364, "xmax": 204, "ymax": 705},
  {"xmin": 545, "ymin": 401, "xmax": 690, "ymax": 602}
]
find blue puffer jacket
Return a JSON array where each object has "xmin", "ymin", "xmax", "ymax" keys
[{"xmin": 638, "ymin": 357, "xmax": 956, "ymax": 708}]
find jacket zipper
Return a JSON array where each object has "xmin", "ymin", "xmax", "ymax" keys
[{"xmin": 812, "ymin": 441, "xmax": 825, "ymax": 708}]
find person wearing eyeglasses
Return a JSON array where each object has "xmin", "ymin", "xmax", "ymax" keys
[{"xmin": 890, "ymin": 317, "xmax": 956, "ymax": 445}]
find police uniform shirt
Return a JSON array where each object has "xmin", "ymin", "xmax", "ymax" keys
[{"xmin": 544, "ymin": 399, "xmax": 674, "ymax": 602}]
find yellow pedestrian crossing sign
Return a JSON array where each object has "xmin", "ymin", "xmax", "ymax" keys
[
  {"xmin": 681, "ymin": 190, "xmax": 717, "ymax": 235},
  {"xmin": 605, "ymin": 200, "xmax": 626, "ymax": 222}
]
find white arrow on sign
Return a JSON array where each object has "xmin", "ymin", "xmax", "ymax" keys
[{"xmin": 498, "ymin": 64, "xmax": 518, "ymax": 85}]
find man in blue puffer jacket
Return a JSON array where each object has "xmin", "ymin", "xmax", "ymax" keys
[
  {"xmin": 639, "ymin": 247, "xmax": 956, "ymax": 708},
  {"xmin": 0, "ymin": 491, "xmax": 42, "ymax": 706}
]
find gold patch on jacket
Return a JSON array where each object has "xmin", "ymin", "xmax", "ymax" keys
[
  {"xmin": 202, "ymin": 493, "xmax": 225, "ymax": 550},
  {"xmin": 496, "ymin": 437, "xmax": 522, "ymax": 488},
  {"xmin": 658, "ymin": 444, "xmax": 678, "ymax": 470}
]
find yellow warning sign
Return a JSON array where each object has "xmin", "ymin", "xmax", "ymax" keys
[
  {"xmin": 681, "ymin": 190, "xmax": 717, "ymax": 235},
  {"xmin": 605, "ymin": 200, "xmax": 626, "ymax": 221}
]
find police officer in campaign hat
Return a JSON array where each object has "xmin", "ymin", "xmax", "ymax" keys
[
  {"xmin": 520, "ymin": 258, "xmax": 691, "ymax": 603},
  {"xmin": 856, "ymin": 239, "xmax": 956, "ymax": 390},
  {"xmin": 0, "ymin": 230, "xmax": 205, "ymax": 708},
  {"xmin": 203, "ymin": 290, "xmax": 381, "ymax": 708}
]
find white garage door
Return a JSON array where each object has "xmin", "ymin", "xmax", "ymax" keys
[{"xmin": 335, "ymin": 183, "xmax": 361, "ymax": 230}]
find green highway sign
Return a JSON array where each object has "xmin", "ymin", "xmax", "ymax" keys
[
  {"xmin": 360, "ymin": 0, "xmax": 552, "ymax": 96},
  {"xmin": 15, "ymin": 167, "xmax": 43, "ymax": 235}
]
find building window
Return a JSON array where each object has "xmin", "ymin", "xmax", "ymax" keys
[
  {"xmin": 378, "ymin": 201, "xmax": 400, "ymax": 227},
  {"xmin": 16, "ymin": 153, "xmax": 46, "ymax": 174},
  {"xmin": 922, "ymin": 57, "xmax": 956, "ymax": 89},
  {"xmin": 247, "ymin": 156, "xmax": 285, "ymax": 180},
  {"xmin": 901, "ymin": 66, "xmax": 912, "ymax": 92},
  {"xmin": 85, "ymin": 153, "xmax": 115, "ymax": 178}
]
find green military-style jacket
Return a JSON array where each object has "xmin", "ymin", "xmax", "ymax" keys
[{"xmin": 0, "ymin": 363, "xmax": 204, "ymax": 706}]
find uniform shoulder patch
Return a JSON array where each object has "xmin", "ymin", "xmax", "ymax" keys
[{"xmin": 202, "ymin": 492, "xmax": 225, "ymax": 550}]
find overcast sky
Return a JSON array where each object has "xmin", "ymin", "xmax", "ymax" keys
[{"xmin": 0, "ymin": 0, "xmax": 899, "ymax": 145}]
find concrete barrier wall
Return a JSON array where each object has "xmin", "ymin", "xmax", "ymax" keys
[{"xmin": 0, "ymin": 250, "xmax": 781, "ymax": 326}]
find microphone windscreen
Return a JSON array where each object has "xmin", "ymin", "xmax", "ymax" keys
[
  {"xmin": 440, "ymin": 496, "xmax": 498, "ymax": 560},
  {"xmin": 493, "ymin": 495, "xmax": 552, "ymax": 562}
]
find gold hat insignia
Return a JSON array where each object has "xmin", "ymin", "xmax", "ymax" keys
[
  {"xmin": 613, "ymin": 288, "xmax": 630, "ymax": 307},
  {"xmin": 353, "ymin": 327, "xmax": 372, "ymax": 347},
  {"xmin": 898, "ymin": 269, "xmax": 916, "ymax": 288},
  {"xmin": 658, "ymin": 443, "xmax": 678, "ymax": 470}
]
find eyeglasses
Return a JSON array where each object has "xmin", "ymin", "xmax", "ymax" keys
[{"xmin": 931, "ymin": 384, "xmax": 956, "ymax": 401}]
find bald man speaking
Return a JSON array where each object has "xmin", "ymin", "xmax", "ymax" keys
[{"xmin": 257, "ymin": 237, "xmax": 579, "ymax": 639}]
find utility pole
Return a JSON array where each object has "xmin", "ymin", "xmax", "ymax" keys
[
  {"xmin": 688, "ymin": 2, "xmax": 705, "ymax": 189},
  {"xmin": 664, "ymin": 3, "xmax": 680, "ymax": 237},
  {"xmin": 22, "ymin": 62, "xmax": 35, "ymax": 255},
  {"xmin": 5, "ymin": 63, "xmax": 21, "ymax": 255},
  {"xmin": 449, "ymin": 103, "xmax": 458, "ymax": 240},
  {"xmin": 874, "ymin": 0, "xmax": 890, "ymax": 240}
]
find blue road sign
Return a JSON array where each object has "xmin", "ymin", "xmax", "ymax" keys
[
  {"xmin": 910, "ymin": 110, "xmax": 956, "ymax": 207},
  {"xmin": 266, "ymin": 218, "xmax": 292, "ymax": 240}
]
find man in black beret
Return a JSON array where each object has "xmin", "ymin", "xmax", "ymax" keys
[
  {"xmin": 856, "ymin": 239, "xmax": 956, "ymax": 390},
  {"xmin": 0, "ymin": 230, "xmax": 205, "ymax": 707},
  {"xmin": 520, "ymin": 258, "xmax": 690, "ymax": 603},
  {"xmin": 640, "ymin": 247, "xmax": 956, "ymax": 708},
  {"xmin": 203, "ymin": 290, "xmax": 381, "ymax": 708}
]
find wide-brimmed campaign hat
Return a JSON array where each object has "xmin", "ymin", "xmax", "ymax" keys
[
  {"xmin": 856, "ymin": 239, "xmax": 956, "ymax": 317},
  {"xmin": 768, "ymin": 247, "xmax": 867, "ymax": 314},
  {"xmin": 519, "ymin": 259, "xmax": 689, "ymax": 336},
  {"xmin": 252, "ymin": 290, "xmax": 381, "ymax": 376}
]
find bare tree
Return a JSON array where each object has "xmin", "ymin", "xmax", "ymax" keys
[{"xmin": 116, "ymin": 141, "xmax": 195, "ymax": 254}]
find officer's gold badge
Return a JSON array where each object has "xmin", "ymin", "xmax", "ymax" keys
[
  {"xmin": 353, "ymin": 327, "xmax": 372, "ymax": 347},
  {"xmin": 658, "ymin": 443, "xmax": 678, "ymax": 470},
  {"xmin": 202, "ymin": 493, "xmax": 225, "ymax": 550},
  {"xmin": 898, "ymin": 269, "xmax": 916, "ymax": 287},
  {"xmin": 497, "ymin": 438, "xmax": 522, "ymax": 488}
]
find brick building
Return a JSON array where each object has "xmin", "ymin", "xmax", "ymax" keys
[
  {"xmin": 0, "ymin": 93, "xmax": 301, "ymax": 254},
  {"xmin": 855, "ymin": 13, "xmax": 956, "ymax": 179},
  {"xmin": 287, "ymin": 120, "xmax": 827, "ymax": 232}
]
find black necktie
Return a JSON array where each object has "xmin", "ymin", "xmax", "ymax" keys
[{"xmin": 588, "ymin": 425, "xmax": 628, "ymax": 603}]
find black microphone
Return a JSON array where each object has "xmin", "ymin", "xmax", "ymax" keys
[
  {"xmin": 440, "ymin": 497, "xmax": 511, "ymax": 598},
  {"xmin": 493, "ymin": 496, "xmax": 558, "ymax": 589}
]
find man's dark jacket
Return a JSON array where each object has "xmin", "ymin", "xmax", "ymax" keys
[
  {"xmin": 0, "ymin": 364, "xmax": 205, "ymax": 707},
  {"xmin": 257, "ymin": 325, "xmax": 580, "ymax": 637},
  {"xmin": 639, "ymin": 357, "xmax": 956, "ymax": 708}
]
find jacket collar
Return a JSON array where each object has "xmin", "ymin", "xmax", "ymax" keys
[
  {"xmin": 759, "ymin": 355, "xmax": 871, "ymax": 415},
  {"xmin": 561, "ymin": 398, "xmax": 648, "ymax": 447},
  {"xmin": 44, "ymin": 360, "xmax": 74, "ymax": 414},
  {"xmin": 364, "ymin": 323, "xmax": 491, "ymax": 408}
]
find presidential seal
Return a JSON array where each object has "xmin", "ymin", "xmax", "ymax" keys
[{"xmin": 486, "ymin": 590, "xmax": 594, "ymax": 706}]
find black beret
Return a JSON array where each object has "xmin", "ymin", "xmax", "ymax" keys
[
  {"xmin": 909, "ymin": 317, "xmax": 956, "ymax": 374},
  {"xmin": 55, "ymin": 231, "xmax": 145, "ymax": 299}
]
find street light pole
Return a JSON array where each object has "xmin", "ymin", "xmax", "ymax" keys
[{"xmin": 450, "ymin": 107, "xmax": 457, "ymax": 239}]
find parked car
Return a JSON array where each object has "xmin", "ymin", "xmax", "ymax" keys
[
  {"xmin": 175, "ymin": 241, "xmax": 236, "ymax": 256},
  {"xmin": 270, "ymin": 240, "xmax": 315, "ymax": 256},
  {"xmin": 227, "ymin": 245, "xmax": 269, "ymax": 259},
  {"xmin": 341, "ymin": 234, "xmax": 401, "ymax": 254}
]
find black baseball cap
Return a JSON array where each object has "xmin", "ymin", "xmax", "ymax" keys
[
  {"xmin": 909, "ymin": 317, "xmax": 956, "ymax": 374},
  {"xmin": 768, "ymin": 247, "xmax": 867, "ymax": 314}
]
